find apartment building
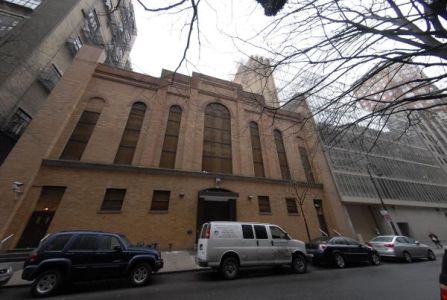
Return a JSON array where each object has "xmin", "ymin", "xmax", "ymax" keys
[{"xmin": 0, "ymin": 0, "xmax": 136, "ymax": 163}]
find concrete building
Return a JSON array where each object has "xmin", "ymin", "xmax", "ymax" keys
[
  {"xmin": 0, "ymin": 0, "xmax": 136, "ymax": 164},
  {"xmin": 0, "ymin": 46, "xmax": 354, "ymax": 250},
  {"xmin": 355, "ymin": 63, "xmax": 447, "ymax": 173},
  {"xmin": 318, "ymin": 117, "xmax": 447, "ymax": 244}
]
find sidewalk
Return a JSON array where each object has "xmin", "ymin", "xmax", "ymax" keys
[{"xmin": 4, "ymin": 250, "xmax": 206, "ymax": 287}]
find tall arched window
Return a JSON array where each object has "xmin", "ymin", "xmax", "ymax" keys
[
  {"xmin": 250, "ymin": 122, "xmax": 265, "ymax": 177},
  {"xmin": 60, "ymin": 98, "xmax": 104, "ymax": 160},
  {"xmin": 273, "ymin": 129, "xmax": 291, "ymax": 179},
  {"xmin": 202, "ymin": 103, "xmax": 232, "ymax": 174},
  {"xmin": 114, "ymin": 102, "xmax": 146, "ymax": 164},
  {"xmin": 160, "ymin": 105, "xmax": 182, "ymax": 168}
]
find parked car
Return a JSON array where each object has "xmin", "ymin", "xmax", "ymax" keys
[
  {"xmin": 196, "ymin": 222, "xmax": 308, "ymax": 279},
  {"xmin": 368, "ymin": 235, "xmax": 436, "ymax": 263},
  {"xmin": 439, "ymin": 250, "xmax": 447, "ymax": 300},
  {"xmin": 441, "ymin": 250, "xmax": 447, "ymax": 300},
  {"xmin": 22, "ymin": 230, "xmax": 163, "ymax": 298},
  {"xmin": 0, "ymin": 263, "xmax": 13, "ymax": 287},
  {"xmin": 306, "ymin": 236, "xmax": 381, "ymax": 268}
]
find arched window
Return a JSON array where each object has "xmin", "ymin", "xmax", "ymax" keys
[
  {"xmin": 160, "ymin": 105, "xmax": 182, "ymax": 168},
  {"xmin": 202, "ymin": 103, "xmax": 232, "ymax": 174},
  {"xmin": 114, "ymin": 102, "xmax": 146, "ymax": 164},
  {"xmin": 60, "ymin": 98, "xmax": 104, "ymax": 160},
  {"xmin": 250, "ymin": 122, "xmax": 265, "ymax": 177},
  {"xmin": 273, "ymin": 129, "xmax": 291, "ymax": 179}
]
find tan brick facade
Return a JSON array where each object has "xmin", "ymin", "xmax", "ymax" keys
[{"xmin": 0, "ymin": 46, "xmax": 354, "ymax": 250}]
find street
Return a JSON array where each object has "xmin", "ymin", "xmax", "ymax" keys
[{"xmin": 1, "ymin": 259, "xmax": 441, "ymax": 300}]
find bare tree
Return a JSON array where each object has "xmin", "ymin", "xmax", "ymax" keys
[
  {"xmin": 288, "ymin": 180, "xmax": 313, "ymax": 242},
  {"xmin": 134, "ymin": 0, "xmax": 447, "ymax": 139}
]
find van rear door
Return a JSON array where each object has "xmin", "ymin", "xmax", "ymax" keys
[{"xmin": 197, "ymin": 223, "xmax": 210, "ymax": 262}]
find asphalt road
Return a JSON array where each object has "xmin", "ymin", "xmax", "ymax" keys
[{"xmin": 1, "ymin": 259, "xmax": 441, "ymax": 300}]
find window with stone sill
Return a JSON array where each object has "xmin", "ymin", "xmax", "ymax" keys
[
  {"xmin": 150, "ymin": 190, "xmax": 170, "ymax": 211},
  {"xmin": 100, "ymin": 188, "xmax": 126, "ymax": 211},
  {"xmin": 258, "ymin": 196, "xmax": 271, "ymax": 213}
]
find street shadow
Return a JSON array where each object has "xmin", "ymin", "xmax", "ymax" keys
[{"xmin": 195, "ymin": 265, "xmax": 312, "ymax": 282}]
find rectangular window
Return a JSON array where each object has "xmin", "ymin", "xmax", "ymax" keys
[
  {"xmin": 4, "ymin": 108, "xmax": 31, "ymax": 139},
  {"xmin": 285, "ymin": 198, "xmax": 299, "ymax": 214},
  {"xmin": 0, "ymin": 12, "xmax": 22, "ymax": 38},
  {"xmin": 242, "ymin": 224, "xmax": 254, "ymax": 239},
  {"xmin": 299, "ymin": 146, "xmax": 315, "ymax": 183},
  {"xmin": 4, "ymin": 0, "xmax": 41, "ymax": 9},
  {"xmin": 150, "ymin": 190, "xmax": 170, "ymax": 211},
  {"xmin": 60, "ymin": 110, "xmax": 100, "ymax": 160},
  {"xmin": 100, "ymin": 189, "xmax": 126, "ymax": 211},
  {"xmin": 258, "ymin": 196, "xmax": 271, "ymax": 213},
  {"xmin": 254, "ymin": 225, "xmax": 268, "ymax": 239}
]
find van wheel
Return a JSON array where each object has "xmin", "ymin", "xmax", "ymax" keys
[
  {"xmin": 291, "ymin": 254, "xmax": 307, "ymax": 274},
  {"xmin": 129, "ymin": 263, "xmax": 152, "ymax": 287},
  {"xmin": 220, "ymin": 257, "xmax": 239, "ymax": 280},
  {"xmin": 31, "ymin": 269, "xmax": 62, "ymax": 298}
]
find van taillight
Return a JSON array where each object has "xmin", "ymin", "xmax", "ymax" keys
[
  {"xmin": 318, "ymin": 244, "xmax": 327, "ymax": 252},
  {"xmin": 205, "ymin": 226, "xmax": 210, "ymax": 239}
]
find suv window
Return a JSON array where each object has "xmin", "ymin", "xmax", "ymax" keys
[
  {"xmin": 270, "ymin": 226, "xmax": 288, "ymax": 239},
  {"xmin": 254, "ymin": 225, "xmax": 268, "ymax": 239},
  {"xmin": 242, "ymin": 225, "xmax": 254, "ymax": 239},
  {"xmin": 45, "ymin": 234, "xmax": 72, "ymax": 251},
  {"xmin": 69, "ymin": 235, "xmax": 98, "ymax": 251},
  {"xmin": 98, "ymin": 235, "xmax": 121, "ymax": 251}
]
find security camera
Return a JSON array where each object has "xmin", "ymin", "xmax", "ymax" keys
[{"xmin": 13, "ymin": 181, "xmax": 24, "ymax": 187}]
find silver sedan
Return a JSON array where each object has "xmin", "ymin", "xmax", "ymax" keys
[
  {"xmin": 0, "ymin": 263, "xmax": 13, "ymax": 287},
  {"xmin": 368, "ymin": 235, "xmax": 436, "ymax": 262}
]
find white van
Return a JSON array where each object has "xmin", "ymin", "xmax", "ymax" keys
[{"xmin": 196, "ymin": 221, "xmax": 308, "ymax": 279}]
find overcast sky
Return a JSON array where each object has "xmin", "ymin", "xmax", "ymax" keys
[{"xmin": 129, "ymin": 1, "xmax": 270, "ymax": 81}]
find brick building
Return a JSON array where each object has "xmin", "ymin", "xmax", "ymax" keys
[{"xmin": 0, "ymin": 46, "xmax": 353, "ymax": 250}]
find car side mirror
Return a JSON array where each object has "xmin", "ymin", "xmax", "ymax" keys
[
  {"xmin": 114, "ymin": 245, "xmax": 122, "ymax": 252},
  {"xmin": 415, "ymin": 241, "xmax": 420, "ymax": 245}
]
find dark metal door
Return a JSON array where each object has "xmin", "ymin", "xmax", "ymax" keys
[{"xmin": 16, "ymin": 211, "xmax": 54, "ymax": 249}]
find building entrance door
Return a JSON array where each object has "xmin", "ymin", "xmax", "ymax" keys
[
  {"xmin": 196, "ymin": 188, "xmax": 238, "ymax": 240},
  {"xmin": 16, "ymin": 186, "xmax": 66, "ymax": 249}
]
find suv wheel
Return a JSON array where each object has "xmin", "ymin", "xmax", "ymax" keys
[
  {"xmin": 333, "ymin": 253, "xmax": 346, "ymax": 268},
  {"xmin": 403, "ymin": 251, "xmax": 412, "ymax": 263},
  {"xmin": 31, "ymin": 269, "xmax": 62, "ymax": 298},
  {"xmin": 291, "ymin": 253, "xmax": 307, "ymax": 274},
  {"xmin": 427, "ymin": 250, "xmax": 436, "ymax": 261},
  {"xmin": 220, "ymin": 257, "xmax": 239, "ymax": 280},
  {"xmin": 129, "ymin": 263, "xmax": 152, "ymax": 287},
  {"xmin": 370, "ymin": 252, "xmax": 381, "ymax": 265}
]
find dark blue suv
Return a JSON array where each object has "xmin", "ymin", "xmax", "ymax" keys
[{"xmin": 22, "ymin": 231, "xmax": 163, "ymax": 297}]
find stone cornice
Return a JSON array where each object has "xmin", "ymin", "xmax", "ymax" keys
[{"xmin": 42, "ymin": 159, "xmax": 323, "ymax": 189}]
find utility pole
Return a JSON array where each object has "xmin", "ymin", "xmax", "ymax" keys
[{"xmin": 366, "ymin": 163, "xmax": 398, "ymax": 235}]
